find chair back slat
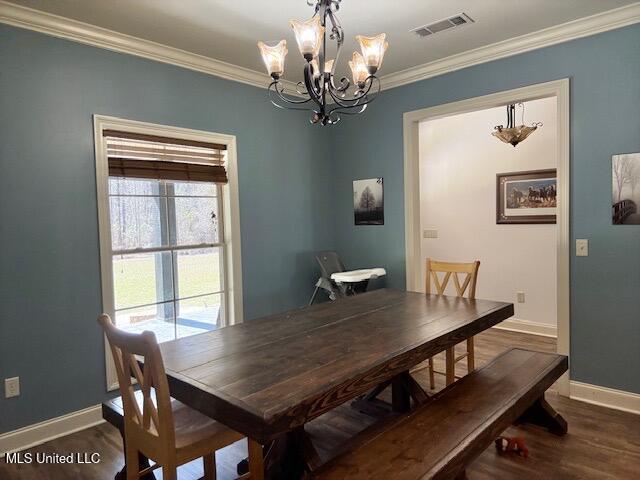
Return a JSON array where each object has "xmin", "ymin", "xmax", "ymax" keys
[
  {"xmin": 316, "ymin": 251, "xmax": 346, "ymax": 278},
  {"xmin": 426, "ymin": 259, "xmax": 480, "ymax": 299},
  {"xmin": 98, "ymin": 314, "xmax": 175, "ymax": 451}
]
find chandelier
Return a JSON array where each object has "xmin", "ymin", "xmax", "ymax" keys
[
  {"xmin": 492, "ymin": 103, "xmax": 542, "ymax": 147},
  {"xmin": 257, "ymin": 0, "xmax": 388, "ymax": 126}
]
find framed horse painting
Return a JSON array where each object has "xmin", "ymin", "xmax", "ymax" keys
[{"xmin": 496, "ymin": 169, "xmax": 557, "ymax": 224}]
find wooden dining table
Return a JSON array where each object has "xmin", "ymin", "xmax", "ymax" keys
[{"xmin": 155, "ymin": 288, "xmax": 514, "ymax": 478}]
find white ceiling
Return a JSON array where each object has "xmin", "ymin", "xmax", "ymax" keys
[{"xmin": 7, "ymin": 0, "xmax": 637, "ymax": 82}]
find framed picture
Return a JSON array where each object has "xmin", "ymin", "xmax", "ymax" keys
[
  {"xmin": 353, "ymin": 178, "xmax": 384, "ymax": 225},
  {"xmin": 496, "ymin": 169, "xmax": 557, "ymax": 224},
  {"xmin": 612, "ymin": 152, "xmax": 640, "ymax": 225}
]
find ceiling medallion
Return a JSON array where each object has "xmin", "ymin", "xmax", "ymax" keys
[
  {"xmin": 492, "ymin": 103, "xmax": 542, "ymax": 147},
  {"xmin": 257, "ymin": 0, "xmax": 388, "ymax": 126}
]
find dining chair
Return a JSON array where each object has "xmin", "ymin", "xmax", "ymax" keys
[
  {"xmin": 98, "ymin": 314, "xmax": 263, "ymax": 480},
  {"xmin": 425, "ymin": 258, "xmax": 481, "ymax": 389}
]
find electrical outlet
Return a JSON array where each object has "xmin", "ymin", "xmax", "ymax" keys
[
  {"xmin": 5, "ymin": 377, "xmax": 20, "ymax": 398},
  {"xmin": 576, "ymin": 239, "xmax": 589, "ymax": 257},
  {"xmin": 423, "ymin": 229, "xmax": 438, "ymax": 239},
  {"xmin": 517, "ymin": 291, "xmax": 525, "ymax": 303}
]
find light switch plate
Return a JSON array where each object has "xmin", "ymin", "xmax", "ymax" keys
[
  {"xmin": 517, "ymin": 291, "xmax": 525, "ymax": 303},
  {"xmin": 576, "ymin": 239, "xmax": 589, "ymax": 257},
  {"xmin": 423, "ymin": 229, "xmax": 438, "ymax": 239},
  {"xmin": 5, "ymin": 377, "xmax": 20, "ymax": 398}
]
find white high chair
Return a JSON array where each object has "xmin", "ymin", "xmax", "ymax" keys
[{"xmin": 309, "ymin": 251, "xmax": 386, "ymax": 305}]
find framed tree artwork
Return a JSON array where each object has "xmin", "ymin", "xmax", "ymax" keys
[
  {"xmin": 353, "ymin": 178, "xmax": 384, "ymax": 225},
  {"xmin": 612, "ymin": 152, "xmax": 640, "ymax": 225},
  {"xmin": 496, "ymin": 169, "xmax": 557, "ymax": 224}
]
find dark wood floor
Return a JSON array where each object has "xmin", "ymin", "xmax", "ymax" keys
[{"xmin": 2, "ymin": 329, "xmax": 639, "ymax": 479}]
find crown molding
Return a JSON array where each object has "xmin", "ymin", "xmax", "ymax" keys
[
  {"xmin": 1, "ymin": 1, "xmax": 638, "ymax": 95},
  {"xmin": 381, "ymin": 2, "xmax": 640, "ymax": 91},
  {"xmin": 0, "ymin": 0, "xmax": 301, "ymax": 94}
]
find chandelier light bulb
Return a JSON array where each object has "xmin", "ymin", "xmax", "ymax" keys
[
  {"xmin": 355, "ymin": 33, "xmax": 388, "ymax": 74},
  {"xmin": 324, "ymin": 59, "xmax": 334, "ymax": 73},
  {"xmin": 311, "ymin": 58, "xmax": 335, "ymax": 77},
  {"xmin": 290, "ymin": 16, "xmax": 325, "ymax": 61},
  {"xmin": 348, "ymin": 52, "xmax": 369, "ymax": 87},
  {"xmin": 257, "ymin": 40, "xmax": 288, "ymax": 78}
]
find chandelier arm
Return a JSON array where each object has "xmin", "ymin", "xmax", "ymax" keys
[
  {"xmin": 353, "ymin": 77, "xmax": 381, "ymax": 105},
  {"xmin": 327, "ymin": 103, "xmax": 368, "ymax": 118},
  {"xmin": 317, "ymin": 1, "xmax": 327, "ymax": 80},
  {"xmin": 326, "ymin": 101, "xmax": 369, "ymax": 121},
  {"xmin": 269, "ymin": 98, "xmax": 313, "ymax": 111},
  {"xmin": 327, "ymin": 89, "xmax": 374, "ymax": 111},
  {"xmin": 326, "ymin": 8, "xmax": 344, "ymax": 90},
  {"xmin": 328, "ymin": 76, "xmax": 351, "ymax": 95},
  {"xmin": 303, "ymin": 63, "xmax": 324, "ymax": 109},
  {"xmin": 327, "ymin": 111, "xmax": 342, "ymax": 124},
  {"xmin": 327, "ymin": 8, "xmax": 343, "ymax": 45},
  {"xmin": 268, "ymin": 81, "xmax": 313, "ymax": 107},
  {"xmin": 295, "ymin": 81, "xmax": 310, "ymax": 96},
  {"xmin": 327, "ymin": 75, "xmax": 379, "ymax": 107},
  {"xmin": 327, "ymin": 77, "xmax": 371, "ymax": 102},
  {"xmin": 351, "ymin": 75, "xmax": 379, "ymax": 99},
  {"xmin": 268, "ymin": 95, "xmax": 315, "ymax": 112},
  {"xmin": 327, "ymin": 86, "xmax": 365, "ymax": 108},
  {"xmin": 270, "ymin": 81, "xmax": 313, "ymax": 105},
  {"xmin": 325, "ymin": 101, "xmax": 369, "ymax": 126}
]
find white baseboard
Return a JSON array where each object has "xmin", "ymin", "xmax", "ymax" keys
[
  {"xmin": 1, "ymin": 381, "xmax": 637, "ymax": 459},
  {"xmin": 0, "ymin": 404, "xmax": 104, "ymax": 458},
  {"xmin": 493, "ymin": 317, "xmax": 557, "ymax": 338},
  {"xmin": 570, "ymin": 381, "xmax": 640, "ymax": 415}
]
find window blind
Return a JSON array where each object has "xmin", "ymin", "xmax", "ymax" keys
[{"xmin": 103, "ymin": 130, "xmax": 228, "ymax": 184}]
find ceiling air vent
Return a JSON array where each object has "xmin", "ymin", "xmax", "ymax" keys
[{"xmin": 411, "ymin": 13, "xmax": 474, "ymax": 37}]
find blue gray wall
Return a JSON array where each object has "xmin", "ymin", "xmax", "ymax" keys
[
  {"xmin": 330, "ymin": 24, "xmax": 640, "ymax": 394},
  {"xmin": 1, "ymin": 22, "xmax": 639, "ymax": 434},
  {"xmin": 0, "ymin": 24, "xmax": 334, "ymax": 432}
]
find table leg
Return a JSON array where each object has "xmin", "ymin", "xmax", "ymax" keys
[
  {"xmin": 291, "ymin": 427, "xmax": 322, "ymax": 472},
  {"xmin": 353, "ymin": 372, "xmax": 429, "ymax": 417},
  {"xmin": 391, "ymin": 372, "xmax": 411, "ymax": 412},
  {"xmin": 237, "ymin": 434, "xmax": 307, "ymax": 480},
  {"xmin": 351, "ymin": 379, "xmax": 393, "ymax": 417},
  {"xmin": 401, "ymin": 372, "xmax": 430, "ymax": 405}
]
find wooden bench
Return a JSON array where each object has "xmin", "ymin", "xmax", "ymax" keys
[{"xmin": 313, "ymin": 348, "xmax": 568, "ymax": 480}]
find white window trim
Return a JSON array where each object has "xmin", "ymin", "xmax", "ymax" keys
[{"xmin": 93, "ymin": 115, "xmax": 243, "ymax": 391}]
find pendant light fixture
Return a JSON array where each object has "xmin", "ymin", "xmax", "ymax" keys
[
  {"xmin": 257, "ymin": 0, "xmax": 388, "ymax": 126},
  {"xmin": 492, "ymin": 103, "xmax": 542, "ymax": 147}
]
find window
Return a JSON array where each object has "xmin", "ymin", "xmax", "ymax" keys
[
  {"xmin": 109, "ymin": 177, "xmax": 226, "ymax": 342},
  {"xmin": 95, "ymin": 117, "xmax": 242, "ymax": 389}
]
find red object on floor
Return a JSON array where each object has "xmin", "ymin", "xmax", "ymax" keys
[{"xmin": 494, "ymin": 436, "xmax": 529, "ymax": 458}]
